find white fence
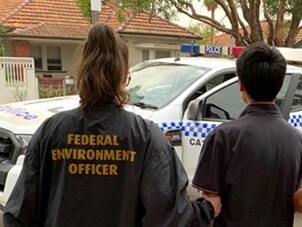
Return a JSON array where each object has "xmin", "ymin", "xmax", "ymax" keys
[{"xmin": 0, "ymin": 57, "xmax": 38, "ymax": 104}]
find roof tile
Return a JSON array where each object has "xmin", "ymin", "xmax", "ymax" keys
[
  {"xmin": 1, "ymin": 0, "xmax": 198, "ymax": 39},
  {"xmin": 0, "ymin": 0, "xmax": 24, "ymax": 21}
]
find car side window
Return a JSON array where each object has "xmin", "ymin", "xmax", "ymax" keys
[
  {"xmin": 203, "ymin": 82, "xmax": 246, "ymax": 120},
  {"xmin": 291, "ymin": 75, "xmax": 302, "ymax": 111},
  {"xmin": 205, "ymin": 73, "xmax": 236, "ymax": 91},
  {"xmin": 183, "ymin": 73, "xmax": 236, "ymax": 116},
  {"xmin": 203, "ymin": 74, "xmax": 293, "ymax": 120}
]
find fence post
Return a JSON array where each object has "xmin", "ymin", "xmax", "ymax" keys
[
  {"xmin": 25, "ymin": 66, "xmax": 39, "ymax": 100},
  {"xmin": 62, "ymin": 80, "xmax": 66, "ymax": 96}
]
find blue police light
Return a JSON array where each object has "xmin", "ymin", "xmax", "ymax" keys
[{"xmin": 180, "ymin": 44, "xmax": 200, "ymax": 54}]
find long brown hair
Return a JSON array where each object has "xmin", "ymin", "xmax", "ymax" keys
[{"xmin": 76, "ymin": 24, "xmax": 129, "ymax": 109}]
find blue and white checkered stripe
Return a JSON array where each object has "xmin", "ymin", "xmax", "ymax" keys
[
  {"xmin": 289, "ymin": 114, "xmax": 302, "ymax": 128},
  {"xmin": 182, "ymin": 121, "xmax": 217, "ymax": 138},
  {"xmin": 158, "ymin": 121, "xmax": 217, "ymax": 139},
  {"xmin": 159, "ymin": 114, "xmax": 302, "ymax": 139},
  {"xmin": 158, "ymin": 122, "xmax": 183, "ymax": 131}
]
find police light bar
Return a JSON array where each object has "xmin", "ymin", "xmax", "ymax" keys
[
  {"xmin": 231, "ymin": 46, "xmax": 245, "ymax": 57},
  {"xmin": 180, "ymin": 44, "xmax": 302, "ymax": 61},
  {"xmin": 204, "ymin": 45, "xmax": 223, "ymax": 55},
  {"xmin": 231, "ymin": 46, "xmax": 302, "ymax": 63},
  {"xmin": 180, "ymin": 44, "xmax": 200, "ymax": 54},
  {"xmin": 180, "ymin": 44, "xmax": 230, "ymax": 56}
]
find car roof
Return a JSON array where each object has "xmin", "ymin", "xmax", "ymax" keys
[
  {"xmin": 144, "ymin": 56, "xmax": 302, "ymax": 74},
  {"xmin": 148, "ymin": 56, "xmax": 237, "ymax": 69}
]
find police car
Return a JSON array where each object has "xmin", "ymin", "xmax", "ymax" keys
[
  {"xmin": 126, "ymin": 54, "xmax": 302, "ymax": 197},
  {"xmin": 0, "ymin": 50, "xmax": 301, "ymax": 205}
]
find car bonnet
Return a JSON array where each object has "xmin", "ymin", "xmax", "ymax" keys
[{"xmin": 0, "ymin": 96, "xmax": 80, "ymax": 135}]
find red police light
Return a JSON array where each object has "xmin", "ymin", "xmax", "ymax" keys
[{"xmin": 232, "ymin": 46, "xmax": 245, "ymax": 57}]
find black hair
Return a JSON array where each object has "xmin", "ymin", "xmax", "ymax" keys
[{"xmin": 236, "ymin": 42, "xmax": 287, "ymax": 101}]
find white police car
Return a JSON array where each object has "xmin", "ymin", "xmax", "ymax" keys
[
  {"xmin": 126, "ymin": 55, "xmax": 302, "ymax": 197},
  {"xmin": 0, "ymin": 51, "xmax": 301, "ymax": 205},
  {"xmin": 127, "ymin": 56, "xmax": 240, "ymax": 153}
]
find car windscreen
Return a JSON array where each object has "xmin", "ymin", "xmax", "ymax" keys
[{"xmin": 127, "ymin": 62, "xmax": 209, "ymax": 109}]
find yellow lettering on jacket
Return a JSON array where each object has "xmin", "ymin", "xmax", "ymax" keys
[{"xmin": 67, "ymin": 134, "xmax": 119, "ymax": 146}]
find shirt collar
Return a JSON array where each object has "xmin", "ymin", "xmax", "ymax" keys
[
  {"xmin": 239, "ymin": 103, "xmax": 283, "ymax": 119},
  {"xmin": 249, "ymin": 101, "xmax": 275, "ymax": 105}
]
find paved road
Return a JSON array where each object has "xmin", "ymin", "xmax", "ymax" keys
[{"xmin": 0, "ymin": 210, "xmax": 300, "ymax": 226}]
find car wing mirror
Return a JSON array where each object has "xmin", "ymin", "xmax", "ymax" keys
[{"xmin": 187, "ymin": 100, "xmax": 203, "ymax": 121}]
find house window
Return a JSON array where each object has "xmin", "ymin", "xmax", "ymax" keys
[
  {"xmin": 30, "ymin": 46, "xmax": 42, "ymax": 71},
  {"xmin": 142, "ymin": 50, "xmax": 150, "ymax": 61},
  {"xmin": 155, "ymin": 50, "xmax": 171, "ymax": 59},
  {"xmin": 47, "ymin": 46, "xmax": 62, "ymax": 70}
]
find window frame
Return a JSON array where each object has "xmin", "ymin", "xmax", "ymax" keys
[
  {"xmin": 47, "ymin": 46, "xmax": 62, "ymax": 71},
  {"xmin": 30, "ymin": 45, "xmax": 43, "ymax": 71}
]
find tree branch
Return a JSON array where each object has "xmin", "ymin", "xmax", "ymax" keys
[
  {"xmin": 226, "ymin": 0, "xmax": 248, "ymax": 45},
  {"xmin": 170, "ymin": 0, "xmax": 231, "ymax": 33},
  {"xmin": 262, "ymin": 0, "xmax": 274, "ymax": 45},
  {"xmin": 285, "ymin": 13, "xmax": 302, "ymax": 46},
  {"xmin": 274, "ymin": 0, "xmax": 286, "ymax": 46},
  {"xmin": 240, "ymin": 0, "xmax": 250, "ymax": 22}
]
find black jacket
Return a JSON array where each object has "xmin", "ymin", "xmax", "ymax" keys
[{"xmin": 4, "ymin": 100, "xmax": 212, "ymax": 227}]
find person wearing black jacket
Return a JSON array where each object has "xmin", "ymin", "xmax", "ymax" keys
[{"xmin": 3, "ymin": 23, "xmax": 219, "ymax": 227}]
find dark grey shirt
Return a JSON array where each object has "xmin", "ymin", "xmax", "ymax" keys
[
  {"xmin": 4, "ymin": 100, "xmax": 212, "ymax": 227},
  {"xmin": 193, "ymin": 104, "xmax": 302, "ymax": 227}
]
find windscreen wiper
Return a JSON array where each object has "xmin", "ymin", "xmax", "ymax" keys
[{"xmin": 132, "ymin": 102, "xmax": 158, "ymax": 109}]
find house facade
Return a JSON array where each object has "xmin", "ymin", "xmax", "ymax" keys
[{"xmin": 0, "ymin": 0, "xmax": 200, "ymax": 79}]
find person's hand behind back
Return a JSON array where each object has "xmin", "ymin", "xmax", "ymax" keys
[
  {"xmin": 294, "ymin": 187, "xmax": 302, "ymax": 212},
  {"xmin": 199, "ymin": 190, "xmax": 222, "ymax": 217}
]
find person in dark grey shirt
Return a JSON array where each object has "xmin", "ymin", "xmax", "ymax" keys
[
  {"xmin": 3, "ymin": 24, "xmax": 219, "ymax": 227},
  {"xmin": 193, "ymin": 42, "xmax": 302, "ymax": 227}
]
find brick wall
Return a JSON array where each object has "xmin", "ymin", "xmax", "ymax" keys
[
  {"xmin": 12, "ymin": 40, "xmax": 30, "ymax": 57},
  {"xmin": 38, "ymin": 77, "xmax": 65, "ymax": 89},
  {"xmin": 38, "ymin": 76, "xmax": 77, "ymax": 98}
]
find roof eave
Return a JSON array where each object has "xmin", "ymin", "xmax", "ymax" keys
[
  {"xmin": 3, "ymin": 31, "xmax": 200, "ymax": 41},
  {"xmin": 3, "ymin": 33, "xmax": 85, "ymax": 43},
  {"xmin": 118, "ymin": 31, "xmax": 201, "ymax": 40}
]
